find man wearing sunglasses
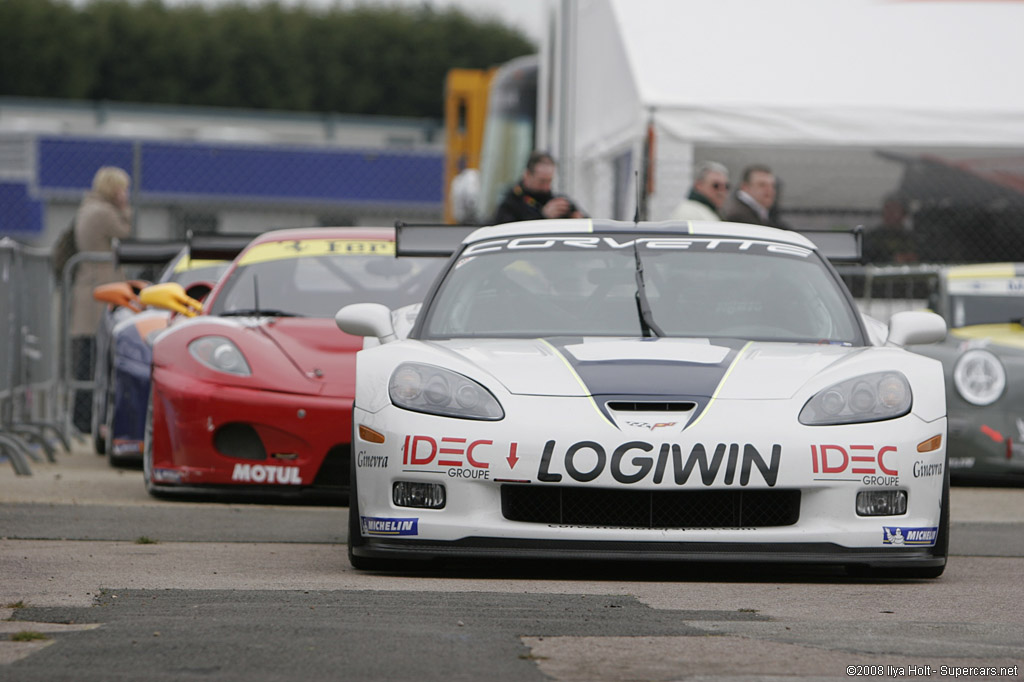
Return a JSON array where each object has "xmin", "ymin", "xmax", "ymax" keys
[{"xmin": 669, "ymin": 160, "xmax": 731, "ymax": 221}]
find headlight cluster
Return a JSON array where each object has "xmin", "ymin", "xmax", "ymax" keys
[
  {"xmin": 799, "ymin": 371, "xmax": 911, "ymax": 425},
  {"xmin": 953, "ymin": 349, "xmax": 1005, "ymax": 406},
  {"xmin": 389, "ymin": 362, "xmax": 503, "ymax": 420},
  {"xmin": 188, "ymin": 336, "xmax": 251, "ymax": 376}
]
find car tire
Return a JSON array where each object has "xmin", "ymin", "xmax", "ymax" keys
[
  {"xmin": 92, "ymin": 391, "xmax": 106, "ymax": 456},
  {"xmin": 105, "ymin": 363, "xmax": 126, "ymax": 468},
  {"xmin": 142, "ymin": 389, "xmax": 157, "ymax": 497},
  {"xmin": 92, "ymin": 352, "xmax": 109, "ymax": 456}
]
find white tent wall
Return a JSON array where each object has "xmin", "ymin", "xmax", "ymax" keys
[
  {"xmin": 650, "ymin": 131, "xmax": 696, "ymax": 221},
  {"xmin": 559, "ymin": 0, "xmax": 1024, "ymax": 228},
  {"xmin": 559, "ymin": 0, "xmax": 645, "ymax": 219}
]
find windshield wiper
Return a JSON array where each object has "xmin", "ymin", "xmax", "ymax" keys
[
  {"xmin": 633, "ymin": 242, "xmax": 664, "ymax": 338},
  {"xmin": 221, "ymin": 309, "xmax": 303, "ymax": 318},
  {"xmin": 220, "ymin": 271, "xmax": 304, "ymax": 317}
]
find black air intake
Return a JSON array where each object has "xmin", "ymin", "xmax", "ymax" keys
[{"xmin": 501, "ymin": 486, "xmax": 800, "ymax": 528}]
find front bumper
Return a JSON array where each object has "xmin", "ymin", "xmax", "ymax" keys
[
  {"xmin": 149, "ymin": 367, "xmax": 352, "ymax": 494},
  {"xmin": 354, "ymin": 536, "xmax": 942, "ymax": 569},
  {"xmin": 350, "ymin": 399, "xmax": 948, "ymax": 566}
]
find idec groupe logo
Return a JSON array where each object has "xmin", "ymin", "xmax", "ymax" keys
[
  {"xmin": 402, "ymin": 435, "xmax": 522, "ymax": 480},
  {"xmin": 811, "ymin": 444, "xmax": 899, "ymax": 486}
]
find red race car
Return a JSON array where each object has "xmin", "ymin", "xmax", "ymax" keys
[{"xmin": 141, "ymin": 227, "xmax": 445, "ymax": 502}]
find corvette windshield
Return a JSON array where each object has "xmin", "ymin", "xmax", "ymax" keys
[
  {"xmin": 422, "ymin": 234, "xmax": 861, "ymax": 343},
  {"xmin": 209, "ymin": 240, "xmax": 443, "ymax": 318}
]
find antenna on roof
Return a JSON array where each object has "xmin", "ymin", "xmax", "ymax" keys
[
  {"xmin": 253, "ymin": 274, "xmax": 261, "ymax": 316},
  {"xmin": 633, "ymin": 170, "xmax": 641, "ymax": 225}
]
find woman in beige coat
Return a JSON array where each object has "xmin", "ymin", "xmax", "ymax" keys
[{"xmin": 69, "ymin": 166, "xmax": 132, "ymax": 434}]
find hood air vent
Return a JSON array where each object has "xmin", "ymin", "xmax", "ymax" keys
[{"xmin": 606, "ymin": 402, "xmax": 695, "ymax": 412}]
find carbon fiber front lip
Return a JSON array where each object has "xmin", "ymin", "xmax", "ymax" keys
[
  {"xmin": 356, "ymin": 536, "xmax": 944, "ymax": 568},
  {"xmin": 146, "ymin": 481, "xmax": 348, "ymax": 504}
]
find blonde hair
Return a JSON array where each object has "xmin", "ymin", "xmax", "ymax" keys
[{"xmin": 91, "ymin": 166, "xmax": 130, "ymax": 202}]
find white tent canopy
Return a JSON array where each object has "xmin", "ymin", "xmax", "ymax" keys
[{"xmin": 556, "ymin": 0, "xmax": 1024, "ymax": 220}]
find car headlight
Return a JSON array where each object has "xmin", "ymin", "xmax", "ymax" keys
[
  {"xmin": 188, "ymin": 336, "xmax": 252, "ymax": 376},
  {"xmin": 389, "ymin": 362, "xmax": 503, "ymax": 420},
  {"xmin": 953, "ymin": 349, "xmax": 1005, "ymax": 406},
  {"xmin": 799, "ymin": 371, "xmax": 911, "ymax": 425}
]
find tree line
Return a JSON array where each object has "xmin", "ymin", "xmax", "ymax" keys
[{"xmin": 0, "ymin": 0, "xmax": 535, "ymax": 118}]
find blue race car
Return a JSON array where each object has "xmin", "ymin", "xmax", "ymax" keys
[{"xmin": 92, "ymin": 237, "xmax": 247, "ymax": 465}]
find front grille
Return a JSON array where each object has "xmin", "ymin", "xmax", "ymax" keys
[{"xmin": 501, "ymin": 486, "xmax": 800, "ymax": 528}]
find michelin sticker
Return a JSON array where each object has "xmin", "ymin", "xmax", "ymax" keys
[
  {"xmin": 882, "ymin": 526, "xmax": 938, "ymax": 546},
  {"xmin": 361, "ymin": 516, "xmax": 419, "ymax": 536}
]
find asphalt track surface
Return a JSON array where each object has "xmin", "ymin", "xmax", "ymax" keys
[{"xmin": 2, "ymin": 445, "xmax": 1023, "ymax": 681}]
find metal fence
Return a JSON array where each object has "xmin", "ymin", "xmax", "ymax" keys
[
  {"xmin": 0, "ymin": 238, "xmax": 68, "ymax": 475},
  {"xmin": 835, "ymin": 264, "xmax": 942, "ymax": 322},
  {"xmin": 0, "ymin": 239, "xmax": 161, "ymax": 475},
  {"xmin": 637, "ymin": 144, "xmax": 1024, "ymax": 265},
  {"xmin": 61, "ymin": 251, "xmax": 120, "ymax": 451}
]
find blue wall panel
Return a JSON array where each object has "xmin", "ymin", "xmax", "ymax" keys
[
  {"xmin": 141, "ymin": 143, "xmax": 442, "ymax": 203},
  {"xmin": 38, "ymin": 138, "xmax": 135, "ymax": 191},
  {"xmin": 0, "ymin": 182, "xmax": 44, "ymax": 235},
  {"xmin": 36, "ymin": 137, "xmax": 443, "ymax": 205}
]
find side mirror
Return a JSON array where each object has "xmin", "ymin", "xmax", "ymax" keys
[
  {"xmin": 92, "ymin": 282, "xmax": 144, "ymax": 313},
  {"xmin": 139, "ymin": 282, "xmax": 203, "ymax": 318},
  {"xmin": 336, "ymin": 303, "xmax": 396, "ymax": 344},
  {"xmin": 887, "ymin": 310, "xmax": 946, "ymax": 347}
]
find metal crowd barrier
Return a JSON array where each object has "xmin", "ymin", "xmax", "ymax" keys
[
  {"xmin": 0, "ymin": 237, "xmax": 69, "ymax": 475},
  {"xmin": 834, "ymin": 263, "xmax": 944, "ymax": 321},
  {"xmin": 60, "ymin": 251, "xmax": 118, "ymax": 453}
]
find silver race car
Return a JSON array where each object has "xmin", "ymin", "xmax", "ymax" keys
[{"xmin": 337, "ymin": 219, "xmax": 949, "ymax": 578}]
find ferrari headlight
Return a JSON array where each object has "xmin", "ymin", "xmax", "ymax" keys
[
  {"xmin": 953, "ymin": 349, "xmax": 1005, "ymax": 406},
  {"xmin": 389, "ymin": 362, "xmax": 503, "ymax": 420},
  {"xmin": 799, "ymin": 371, "xmax": 911, "ymax": 425},
  {"xmin": 188, "ymin": 336, "xmax": 252, "ymax": 376}
]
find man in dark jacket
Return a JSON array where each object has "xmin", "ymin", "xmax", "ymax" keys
[
  {"xmin": 492, "ymin": 151, "xmax": 585, "ymax": 224},
  {"xmin": 723, "ymin": 164, "xmax": 786, "ymax": 228}
]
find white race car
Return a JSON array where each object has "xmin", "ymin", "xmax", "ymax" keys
[{"xmin": 337, "ymin": 219, "xmax": 950, "ymax": 578}]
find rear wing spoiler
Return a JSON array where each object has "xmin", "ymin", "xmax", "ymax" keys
[
  {"xmin": 186, "ymin": 232, "xmax": 261, "ymax": 261},
  {"xmin": 394, "ymin": 221, "xmax": 864, "ymax": 262},
  {"xmin": 113, "ymin": 233, "xmax": 261, "ymax": 266},
  {"xmin": 798, "ymin": 227, "xmax": 863, "ymax": 263},
  {"xmin": 113, "ymin": 239, "xmax": 185, "ymax": 266},
  {"xmin": 395, "ymin": 222, "xmax": 478, "ymax": 257}
]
